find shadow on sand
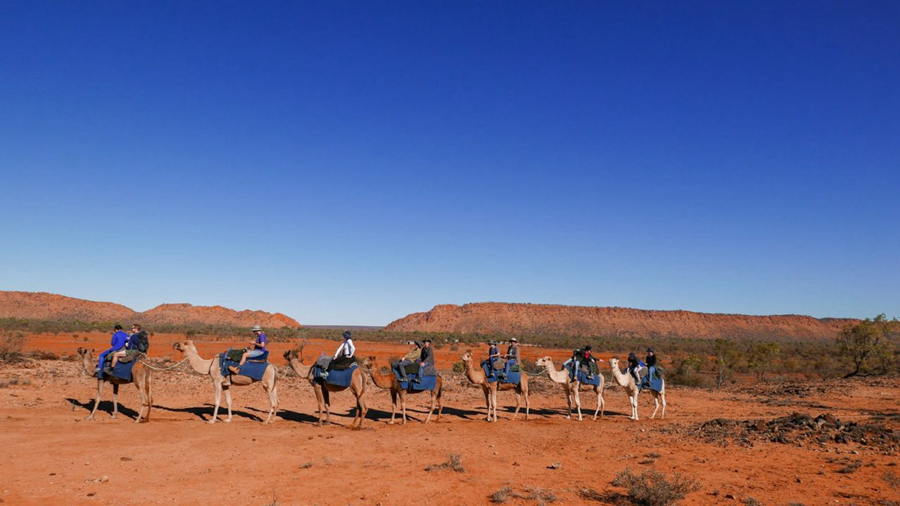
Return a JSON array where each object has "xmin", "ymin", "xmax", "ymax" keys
[{"xmin": 66, "ymin": 397, "xmax": 140, "ymax": 420}]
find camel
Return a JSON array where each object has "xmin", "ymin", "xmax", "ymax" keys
[
  {"xmin": 76, "ymin": 348, "xmax": 152, "ymax": 423},
  {"xmin": 608, "ymin": 357, "xmax": 666, "ymax": 420},
  {"xmin": 535, "ymin": 356, "xmax": 605, "ymax": 421},
  {"xmin": 172, "ymin": 340, "xmax": 278, "ymax": 424},
  {"xmin": 459, "ymin": 351, "xmax": 529, "ymax": 422},
  {"xmin": 362, "ymin": 356, "xmax": 443, "ymax": 425},
  {"xmin": 283, "ymin": 349, "xmax": 368, "ymax": 429}
]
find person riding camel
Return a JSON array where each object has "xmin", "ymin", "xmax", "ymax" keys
[
  {"xmin": 416, "ymin": 338, "xmax": 435, "ymax": 382},
  {"xmin": 488, "ymin": 340, "xmax": 501, "ymax": 374},
  {"xmin": 501, "ymin": 338, "xmax": 520, "ymax": 379},
  {"xmin": 582, "ymin": 345, "xmax": 597, "ymax": 379},
  {"xmin": 396, "ymin": 340, "xmax": 422, "ymax": 383},
  {"xmin": 645, "ymin": 348, "xmax": 658, "ymax": 383},
  {"xmin": 328, "ymin": 331, "xmax": 356, "ymax": 371},
  {"xmin": 96, "ymin": 325, "xmax": 128, "ymax": 377},
  {"xmin": 229, "ymin": 326, "xmax": 267, "ymax": 374},
  {"xmin": 627, "ymin": 352, "xmax": 645, "ymax": 385},
  {"xmin": 110, "ymin": 324, "xmax": 149, "ymax": 369}
]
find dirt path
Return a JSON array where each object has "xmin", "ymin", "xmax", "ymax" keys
[{"xmin": 1, "ymin": 335, "xmax": 898, "ymax": 505}]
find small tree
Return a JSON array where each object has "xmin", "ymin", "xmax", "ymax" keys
[
  {"xmin": 747, "ymin": 342, "xmax": 781, "ymax": 382},
  {"xmin": 837, "ymin": 314, "xmax": 899, "ymax": 378},
  {"xmin": 713, "ymin": 339, "xmax": 739, "ymax": 388}
]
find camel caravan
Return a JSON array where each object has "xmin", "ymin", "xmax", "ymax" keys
[{"xmin": 78, "ymin": 324, "xmax": 666, "ymax": 426}]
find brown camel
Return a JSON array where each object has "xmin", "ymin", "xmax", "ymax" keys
[
  {"xmin": 535, "ymin": 356, "xmax": 605, "ymax": 421},
  {"xmin": 76, "ymin": 348, "xmax": 152, "ymax": 423},
  {"xmin": 460, "ymin": 351, "xmax": 529, "ymax": 422},
  {"xmin": 362, "ymin": 356, "xmax": 443, "ymax": 424},
  {"xmin": 172, "ymin": 340, "xmax": 278, "ymax": 424},
  {"xmin": 283, "ymin": 349, "xmax": 368, "ymax": 429}
]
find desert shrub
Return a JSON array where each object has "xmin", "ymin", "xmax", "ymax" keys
[
  {"xmin": 29, "ymin": 350, "xmax": 59, "ymax": 360},
  {"xmin": 452, "ymin": 360, "xmax": 466, "ymax": 373},
  {"xmin": 450, "ymin": 345, "xmax": 459, "ymax": 351},
  {"xmin": 611, "ymin": 468, "xmax": 700, "ymax": 506},
  {"xmin": 489, "ymin": 487, "xmax": 511, "ymax": 503},
  {"xmin": 743, "ymin": 498, "xmax": 760, "ymax": 506},
  {"xmin": 0, "ymin": 333, "xmax": 24, "ymax": 362},
  {"xmin": 425, "ymin": 454, "xmax": 465, "ymax": 473},
  {"xmin": 669, "ymin": 355, "xmax": 708, "ymax": 388},
  {"xmin": 837, "ymin": 315, "xmax": 899, "ymax": 378},
  {"xmin": 747, "ymin": 342, "xmax": 781, "ymax": 381}
]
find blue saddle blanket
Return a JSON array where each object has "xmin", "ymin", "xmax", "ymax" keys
[
  {"xmin": 564, "ymin": 363, "xmax": 600, "ymax": 386},
  {"xmin": 481, "ymin": 361, "xmax": 521, "ymax": 385},
  {"xmin": 109, "ymin": 360, "xmax": 137, "ymax": 381},
  {"xmin": 392, "ymin": 369, "xmax": 438, "ymax": 391},
  {"xmin": 219, "ymin": 354, "xmax": 269, "ymax": 381},
  {"xmin": 314, "ymin": 364, "xmax": 357, "ymax": 387},
  {"xmin": 640, "ymin": 367, "xmax": 663, "ymax": 392}
]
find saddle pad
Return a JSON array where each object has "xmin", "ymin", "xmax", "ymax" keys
[
  {"xmin": 219, "ymin": 356, "xmax": 268, "ymax": 381},
  {"xmin": 481, "ymin": 362, "xmax": 498, "ymax": 383},
  {"xmin": 109, "ymin": 360, "xmax": 137, "ymax": 381},
  {"xmin": 642, "ymin": 367, "xmax": 663, "ymax": 392},
  {"xmin": 394, "ymin": 370, "xmax": 438, "ymax": 391},
  {"xmin": 317, "ymin": 364, "xmax": 357, "ymax": 387},
  {"xmin": 500, "ymin": 370, "xmax": 521, "ymax": 385},
  {"xmin": 576, "ymin": 369, "xmax": 600, "ymax": 386}
]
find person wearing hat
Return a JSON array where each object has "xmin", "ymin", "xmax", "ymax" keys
[
  {"xmin": 627, "ymin": 352, "xmax": 645, "ymax": 385},
  {"xmin": 96, "ymin": 324, "xmax": 129, "ymax": 377},
  {"xmin": 416, "ymin": 338, "xmax": 435, "ymax": 381},
  {"xmin": 328, "ymin": 330, "xmax": 356, "ymax": 371},
  {"xmin": 581, "ymin": 345, "xmax": 598, "ymax": 379},
  {"xmin": 229, "ymin": 325, "xmax": 267, "ymax": 373},
  {"xmin": 396, "ymin": 340, "xmax": 422, "ymax": 383},
  {"xmin": 645, "ymin": 348, "xmax": 658, "ymax": 386},
  {"xmin": 501, "ymin": 338, "xmax": 520, "ymax": 379}
]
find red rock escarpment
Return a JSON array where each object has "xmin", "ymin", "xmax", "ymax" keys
[
  {"xmin": 0, "ymin": 291, "xmax": 299, "ymax": 328},
  {"xmin": 386, "ymin": 303, "xmax": 858, "ymax": 340}
]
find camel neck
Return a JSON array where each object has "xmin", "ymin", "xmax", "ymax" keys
[
  {"xmin": 368, "ymin": 364, "xmax": 394, "ymax": 389},
  {"xmin": 289, "ymin": 359, "xmax": 311, "ymax": 379},
  {"xmin": 611, "ymin": 365, "xmax": 630, "ymax": 387},
  {"xmin": 185, "ymin": 351, "xmax": 213, "ymax": 374},
  {"xmin": 544, "ymin": 360, "xmax": 568, "ymax": 384},
  {"xmin": 464, "ymin": 360, "xmax": 485, "ymax": 385}
]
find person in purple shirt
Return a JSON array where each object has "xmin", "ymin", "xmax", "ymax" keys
[
  {"xmin": 96, "ymin": 324, "xmax": 128, "ymax": 377},
  {"xmin": 228, "ymin": 326, "xmax": 267, "ymax": 374}
]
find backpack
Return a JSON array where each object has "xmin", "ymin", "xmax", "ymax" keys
[{"xmin": 135, "ymin": 331, "xmax": 149, "ymax": 353}]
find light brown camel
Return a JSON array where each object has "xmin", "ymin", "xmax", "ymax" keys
[
  {"xmin": 172, "ymin": 340, "xmax": 278, "ymax": 424},
  {"xmin": 535, "ymin": 356, "xmax": 605, "ymax": 421},
  {"xmin": 460, "ymin": 351, "xmax": 529, "ymax": 422},
  {"xmin": 283, "ymin": 349, "xmax": 368, "ymax": 429},
  {"xmin": 76, "ymin": 348, "xmax": 152, "ymax": 423},
  {"xmin": 362, "ymin": 356, "xmax": 443, "ymax": 424},
  {"xmin": 608, "ymin": 357, "xmax": 666, "ymax": 420}
]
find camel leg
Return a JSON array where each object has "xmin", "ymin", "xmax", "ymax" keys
[
  {"xmin": 660, "ymin": 392, "xmax": 666, "ymax": 419},
  {"xmin": 357, "ymin": 394, "xmax": 367, "ymax": 430},
  {"xmin": 322, "ymin": 389, "xmax": 331, "ymax": 425},
  {"xmin": 574, "ymin": 387, "xmax": 583, "ymax": 421},
  {"xmin": 400, "ymin": 390, "xmax": 408, "ymax": 425},
  {"xmin": 388, "ymin": 389, "xmax": 398, "ymax": 425},
  {"xmin": 223, "ymin": 386, "xmax": 233, "ymax": 423},
  {"xmin": 435, "ymin": 386, "xmax": 443, "ymax": 422},
  {"xmin": 424, "ymin": 391, "xmax": 436, "ymax": 424},
  {"xmin": 143, "ymin": 371, "xmax": 153, "ymax": 422},
  {"xmin": 134, "ymin": 377, "xmax": 147, "ymax": 423},
  {"xmin": 512, "ymin": 391, "xmax": 521, "ymax": 421},
  {"xmin": 524, "ymin": 390, "xmax": 530, "ymax": 420},
  {"xmin": 650, "ymin": 392, "xmax": 660, "ymax": 419},
  {"xmin": 492, "ymin": 388, "xmax": 499, "ymax": 422},
  {"xmin": 209, "ymin": 381, "xmax": 222, "ymax": 424},
  {"xmin": 593, "ymin": 389, "xmax": 601, "ymax": 421},
  {"xmin": 565, "ymin": 387, "xmax": 573, "ymax": 419},
  {"xmin": 482, "ymin": 388, "xmax": 491, "ymax": 422},
  {"xmin": 265, "ymin": 384, "xmax": 278, "ymax": 424},
  {"xmin": 110, "ymin": 383, "xmax": 120, "ymax": 419},
  {"xmin": 87, "ymin": 380, "xmax": 104, "ymax": 420},
  {"xmin": 631, "ymin": 394, "xmax": 639, "ymax": 420},
  {"xmin": 313, "ymin": 386, "xmax": 325, "ymax": 426}
]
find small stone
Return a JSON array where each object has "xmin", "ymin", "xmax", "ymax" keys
[
  {"xmin": 725, "ymin": 494, "xmax": 736, "ymax": 499},
  {"xmin": 120, "ymin": 457, "xmax": 132, "ymax": 461},
  {"xmin": 99, "ymin": 476, "xmax": 109, "ymax": 483}
]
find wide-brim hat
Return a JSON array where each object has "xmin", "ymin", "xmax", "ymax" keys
[
  {"xmin": 251, "ymin": 326, "xmax": 262, "ymax": 332},
  {"xmin": 423, "ymin": 338, "xmax": 431, "ymax": 344},
  {"xmin": 488, "ymin": 340, "xmax": 496, "ymax": 345},
  {"xmin": 510, "ymin": 338, "xmax": 517, "ymax": 342},
  {"xmin": 414, "ymin": 340, "xmax": 423, "ymax": 347},
  {"xmin": 647, "ymin": 348, "xmax": 654, "ymax": 353},
  {"xmin": 342, "ymin": 331, "xmax": 352, "ymax": 339}
]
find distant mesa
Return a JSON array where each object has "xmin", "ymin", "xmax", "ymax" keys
[
  {"xmin": 385, "ymin": 302, "xmax": 858, "ymax": 341},
  {"xmin": 0, "ymin": 291, "xmax": 300, "ymax": 328}
]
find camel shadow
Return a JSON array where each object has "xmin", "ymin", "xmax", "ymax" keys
[
  {"xmin": 402, "ymin": 405, "xmax": 481, "ymax": 421},
  {"xmin": 499, "ymin": 406, "xmax": 557, "ymax": 417},
  {"xmin": 152, "ymin": 403, "xmax": 262, "ymax": 422},
  {"xmin": 245, "ymin": 406, "xmax": 318, "ymax": 424},
  {"xmin": 66, "ymin": 397, "xmax": 140, "ymax": 420}
]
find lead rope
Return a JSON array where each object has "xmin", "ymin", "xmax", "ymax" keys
[{"xmin": 137, "ymin": 357, "xmax": 189, "ymax": 372}]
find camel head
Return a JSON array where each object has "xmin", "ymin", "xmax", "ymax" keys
[
  {"xmin": 172, "ymin": 340, "xmax": 197, "ymax": 354},
  {"xmin": 609, "ymin": 357, "xmax": 620, "ymax": 370},
  {"xmin": 283, "ymin": 349, "xmax": 298, "ymax": 361},
  {"xmin": 535, "ymin": 356, "xmax": 553, "ymax": 368},
  {"xmin": 76, "ymin": 347, "xmax": 93, "ymax": 358},
  {"xmin": 362, "ymin": 355, "xmax": 377, "ymax": 369},
  {"xmin": 460, "ymin": 350, "xmax": 473, "ymax": 363}
]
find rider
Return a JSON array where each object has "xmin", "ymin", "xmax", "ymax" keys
[
  {"xmin": 416, "ymin": 339, "xmax": 435, "ymax": 381},
  {"xmin": 110, "ymin": 324, "xmax": 149, "ymax": 369},
  {"xmin": 502, "ymin": 338, "xmax": 520, "ymax": 379},
  {"xmin": 645, "ymin": 348, "xmax": 658, "ymax": 383},
  {"xmin": 396, "ymin": 340, "xmax": 422, "ymax": 383},
  {"xmin": 487, "ymin": 341, "xmax": 501, "ymax": 375},
  {"xmin": 582, "ymin": 345, "xmax": 597, "ymax": 379},
  {"xmin": 627, "ymin": 352, "xmax": 645, "ymax": 385},
  {"xmin": 229, "ymin": 326, "xmax": 267, "ymax": 374},
  {"xmin": 328, "ymin": 331, "xmax": 356, "ymax": 371},
  {"xmin": 96, "ymin": 325, "xmax": 128, "ymax": 377}
]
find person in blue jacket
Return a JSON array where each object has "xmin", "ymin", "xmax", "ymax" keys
[{"xmin": 96, "ymin": 325, "xmax": 128, "ymax": 377}]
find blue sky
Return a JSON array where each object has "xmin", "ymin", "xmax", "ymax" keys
[{"xmin": 1, "ymin": 2, "xmax": 897, "ymax": 325}]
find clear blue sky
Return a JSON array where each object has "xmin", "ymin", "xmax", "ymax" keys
[{"xmin": 1, "ymin": 2, "xmax": 897, "ymax": 325}]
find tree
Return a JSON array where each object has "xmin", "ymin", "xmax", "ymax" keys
[
  {"xmin": 837, "ymin": 314, "xmax": 899, "ymax": 378},
  {"xmin": 746, "ymin": 342, "xmax": 781, "ymax": 381},
  {"xmin": 713, "ymin": 338, "xmax": 740, "ymax": 388}
]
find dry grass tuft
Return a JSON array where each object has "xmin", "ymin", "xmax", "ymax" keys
[
  {"xmin": 425, "ymin": 453, "xmax": 465, "ymax": 473},
  {"xmin": 612, "ymin": 468, "xmax": 701, "ymax": 506}
]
